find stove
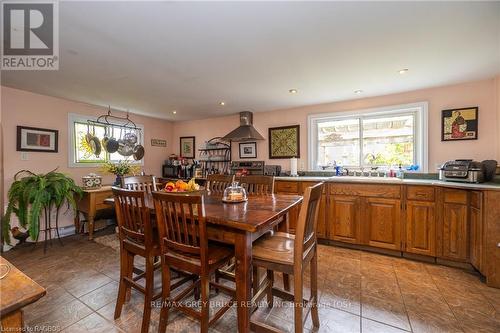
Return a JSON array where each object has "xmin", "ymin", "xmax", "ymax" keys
[{"xmin": 230, "ymin": 161, "xmax": 265, "ymax": 175}]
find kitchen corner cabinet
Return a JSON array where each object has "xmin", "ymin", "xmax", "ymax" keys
[{"xmin": 440, "ymin": 189, "xmax": 469, "ymax": 262}]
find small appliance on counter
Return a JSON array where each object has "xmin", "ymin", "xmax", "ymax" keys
[
  {"xmin": 264, "ymin": 165, "xmax": 282, "ymax": 176},
  {"xmin": 439, "ymin": 159, "xmax": 485, "ymax": 183},
  {"xmin": 230, "ymin": 161, "xmax": 265, "ymax": 175}
]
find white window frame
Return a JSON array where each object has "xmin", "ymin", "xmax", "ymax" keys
[
  {"xmin": 68, "ymin": 113, "xmax": 145, "ymax": 168},
  {"xmin": 308, "ymin": 102, "xmax": 428, "ymax": 172}
]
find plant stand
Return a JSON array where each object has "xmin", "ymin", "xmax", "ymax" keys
[{"xmin": 33, "ymin": 205, "xmax": 63, "ymax": 254}]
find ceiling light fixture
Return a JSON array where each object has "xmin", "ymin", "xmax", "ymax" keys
[
  {"xmin": 219, "ymin": 101, "xmax": 226, "ymax": 106},
  {"xmin": 289, "ymin": 89, "xmax": 298, "ymax": 94},
  {"xmin": 354, "ymin": 89, "xmax": 363, "ymax": 94},
  {"xmin": 172, "ymin": 110, "xmax": 177, "ymax": 114},
  {"xmin": 398, "ymin": 68, "xmax": 409, "ymax": 74}
]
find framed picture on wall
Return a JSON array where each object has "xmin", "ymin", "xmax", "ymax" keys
[
  {"xmin": 268, "ymin": 125, "xmax": 300, "ymax": 159},
  {"xmin": 179, "ymin": 136, "xmax": 195, "ymax": 158},
  {"xmin": 239, "ymin": 142, "xmax": 257, "ymax": 159},
  {"xmin": 17, "ymin": 126, "xmax": 58, "ymax": 153},
  {"xmin": 441, "ymin": 107, "xmax": 478, "ymax": 141}
]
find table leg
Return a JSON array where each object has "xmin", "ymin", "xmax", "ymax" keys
[
  {"xmin": 74, "ymin": 211, "xmax": 80, "ymax": 234},
  {"xmin": 88, "ymin": 214, "xmax": 95, "ymax": 240},
  {"xmin": 235, "ymin": 231, "xmax": 252, "ymax": 333}
]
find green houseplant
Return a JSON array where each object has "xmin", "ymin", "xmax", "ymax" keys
[{"xmin": 2, "ymin": 169, "xmax": 83, "ymax": 245}]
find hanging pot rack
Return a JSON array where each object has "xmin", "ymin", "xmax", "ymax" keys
[{"xmin": 87, "ymin": 106, "xmax": 142, "ymax": 131}]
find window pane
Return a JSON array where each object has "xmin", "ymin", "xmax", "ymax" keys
[
  {"xmin": 362, "ymin": 114, "xmax": 414, "ymax": 167},
  {"xmin": 74, "ymin": 122, "xmax": 106, "ymax": 163},
  {"xmin": 317, "ymin": 118, "xmax": 360, "ymax": 167}
]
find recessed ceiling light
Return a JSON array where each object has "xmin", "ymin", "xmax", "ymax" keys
[
  {"xmin": 398, "ymin": 68, "xmax": 409, "ymax": 74},
  {"xmin": 219, "ymin": 101, "xmax": 226, "ymax": 106},
  {"xmin": 289, "ymin": 89, "xmax": 298, "ymax": 94},
  {"xmin": 172, "ymin": 110, "xmax": 177, "ymax": 114},
  {"xmin": 354, "ymin": 89, "xmax": 363, "ymax": 94}
]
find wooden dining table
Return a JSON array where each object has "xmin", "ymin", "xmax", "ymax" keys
[{"xmin": 105, "ymin": 191, "xmax": 302, "ymax": 332}]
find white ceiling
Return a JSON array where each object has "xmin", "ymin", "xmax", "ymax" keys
[{"xmin": 2, "ymin": 1, "xmax": 500, "ymax": 121}]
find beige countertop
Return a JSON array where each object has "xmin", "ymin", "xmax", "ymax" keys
[{"xmin": 275, "ymin": 176, "xmax": 500, "ymax": 191}]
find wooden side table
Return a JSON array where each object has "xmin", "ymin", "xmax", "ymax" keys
[
  {"xmin": 0, "ymin": 257, "xmax": 46, "ymax": 331},
  {"xmin": 75, "ymin": 186, "xmax": 114, "ymax": 240}
]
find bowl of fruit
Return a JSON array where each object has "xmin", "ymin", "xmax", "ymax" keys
[{"xmin": 164, "ymin": 178, "xmax": 201, "ymax": 193}]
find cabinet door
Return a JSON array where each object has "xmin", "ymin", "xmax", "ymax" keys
[
  {"xmin": 406, "ymin": 201, "xmax": 436, "ymax": 256},
  {"xmin": 469, "ymin": 206, "xmax": 482, "ymax": 270},
  {"xmin": 441, "ymin": 203, "xmax": 468, "ymax": 261},
  {"xmin": 316, "ymin": 193, "xmax": 327, "ymax": 239},
  {"xmin": 328, "ymin": 195, "xmax": 360, "ymax": 243},
  {"xmin": 364, "ymin": 198, "xmax": 401, "ymax": 250}
]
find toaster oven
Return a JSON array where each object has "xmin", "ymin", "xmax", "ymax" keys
[{"xmin": 439, "ymin": 160, "xmax": 485, "ymax": 183}]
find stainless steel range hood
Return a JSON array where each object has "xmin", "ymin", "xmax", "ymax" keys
[{"xmin": 221, "ymin": 111, "xmax": 264, "ymax": 142}]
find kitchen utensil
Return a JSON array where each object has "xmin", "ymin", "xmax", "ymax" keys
[
  {"xmin": 101, "ymin": 127, "xmax": 110, "ymax": 152},
  {"xmin": 118, "ymin": 141, "xmax": 134, "ymax": 156},
  {"xmin": 133, "ymin": 145, "xmax": 145, "ymax": 160},
  {"xmin": 124, "ymin": 131, "xmax": 138, "ymax": 145},
  {"xmin": 106, "ymin": 125, "xmax": 119, "ymax": 153}
]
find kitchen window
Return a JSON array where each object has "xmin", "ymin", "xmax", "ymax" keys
[
  {"xmin": 68, "ymin": 113, "xmax": 144, "ymax": 167},
  {"xmin": 308, "ymin": 102, "xmax": 428, "ymax": 172}
]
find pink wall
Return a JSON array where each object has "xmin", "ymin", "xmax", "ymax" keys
[
  {"xmin": 173, "ymin": 78, "xmax": 499, "ymax": 172},
  {"xmin": 1, "ymin": 86, "xmax": 173, "ymax": 231},
  {"xmin": 497, "ymin": 75, "xmax": 500, "ymax": 158}
]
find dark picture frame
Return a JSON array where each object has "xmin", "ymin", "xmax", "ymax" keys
[
  {"xmin": 239, "ymin": 142, "xmax": 257, "ymax": 159},
  {"xmin": 16, "ymin": 126, "xmax": 59, "ymax": 153},
  {"xmin": 179, "ymin": 136, "xmax": 195, "ymax": 158},
  {"xmin": 441, "ymin": 107, "xmax": 478, "ymax": 141},
  {"xmin": 268, "ymin": 125, "xmax": 300, "ymax": 159}
]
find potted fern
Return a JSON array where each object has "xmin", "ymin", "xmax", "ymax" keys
[{"xmin": 2, "ymin": 169, "xmax": 83, "ymax": 247}]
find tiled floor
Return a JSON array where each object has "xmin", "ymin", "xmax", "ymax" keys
[{"xmin": 3, "ymin": 232, "xmax": 500, "ymax": 333}]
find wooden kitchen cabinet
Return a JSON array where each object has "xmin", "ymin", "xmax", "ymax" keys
[
  {"xmin": 328, "ymin": 195, "xmax": 360, "ymax": 243},
  {"xmin": 440, "ymin": 189, "xmax": 469, "ymax": 261},
  {"xmin": 469, "ymin": 191, "xmax": 483, "ymax": 270},
  {"xmin": 405, "ymin": 200, "xmax": 436, "ymax": 256},
  {"xmin": 363, "ymin": 197, "xmax": 402, "ymax": 250}
]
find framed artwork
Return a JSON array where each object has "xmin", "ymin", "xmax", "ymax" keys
[
  {"xmin": 239, "ymin": 142, "xmax": 257, "ymax": 159},
  {"xmin": 179, "ymin": 136, "xmax": 195, "ymax": 158},
  {"xmin": 441, "ymin": 107, "xmax": 478, "ymax": 141},
  {"xmin": 268, "ymin": 125, "xmax": 300, "ymax": 159},
  {"xmin": 16, "ymin": 126, "xmax": 58, "ymax": 152},
  {"xmin": 151, "ymin": 138, "xmax": 167, "ymax": 147}
]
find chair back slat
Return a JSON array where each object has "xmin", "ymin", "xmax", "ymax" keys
[
  {"xmin": 294, "ymin": 183, "xmax": 324, "ymax": 263},
  {"xmin": 207, "ymin": 174, "xmax": 234, "ymax": 194},
  {"xmin": 153, "ymin": 192, "xmax": 207, "ymax": 262},
  {"xmin": 112, "ymin": 187, "xmax": 152, "ymax": 247},
  {"xmin": 122, "ymin": 175, "xmax": 157, "ymax": 194},
  {"xmin": 236, "ymin": 175, "xmax": 274, "ymax": 195}
]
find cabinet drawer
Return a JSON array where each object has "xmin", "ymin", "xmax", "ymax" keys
[
  {"xmin": 274, "ymin": 181, "xmax": 299, "ymax": 193},
  {"xmin": 330, "ymin": 183, "xmax": 400, "ymax": 199},
  {"xmin": 443, "ymin": 189, "xmax": 468, "ymax": 205},
  {"xmin": 406, "ymin": 186, "xmax": 435, "ymax": 201},
  {"xmin": 470, "ymin": 191, "xmax": 482, "ymax": 209}
]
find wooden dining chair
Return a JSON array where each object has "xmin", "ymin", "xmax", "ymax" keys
[
  {"xmin": 121, "ymin": 175, "xmax": 158, "ymax": 194},
  {"xmin": 153, "ymin": 191, "xmax": 235, "ymax": 333},
  {"xmin": 112, "ymin": 187, "xmax": 161, "ymax": 333},
  {"xmin": 235, "ymin": 175, "xmax": 274, "ymax": 195},
  {"xmin": 251, "ymin": 182, "xmax": 324, "ymax": 333},
  {"xmin": 206, "ymin": 174, "xmax": 234, "ymax": 194}
]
